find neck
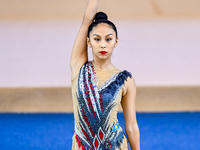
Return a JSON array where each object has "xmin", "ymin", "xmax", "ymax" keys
[{"xmin": 92, "ymin": 58, "xmax": 114, "ymax": 70}]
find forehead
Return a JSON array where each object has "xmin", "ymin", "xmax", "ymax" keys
[{"xmin": 91, "ymin": 23, "xmax": 115, "ymax": 35}]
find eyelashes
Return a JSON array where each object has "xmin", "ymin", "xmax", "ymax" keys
[
  {"xmin": 94, "ymin": 38, "xmax": 100, "ymax": 41},
  {"xmin": 106, "ymin": 38, "xmax": 112, "ymax": 41},
  {"xmin": 93, "ymin": 38, "xmax": 112, "ymax": 42}
]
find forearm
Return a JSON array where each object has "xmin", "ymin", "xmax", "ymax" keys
[
  {"xmin": 83, "ymin": 0, "xmax": 99, "ymax": 23},
  {"xmin": 126, "ymin": 125, "xmax": 140, "ymax": 150},
  {"xmin": 70, "ymin": 0, "xmax": 99, "ymax": 69}
]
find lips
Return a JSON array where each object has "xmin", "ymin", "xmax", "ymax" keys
[{"xmin": 99, "ymin": 51, "xmax": 107, "ymax": 55}]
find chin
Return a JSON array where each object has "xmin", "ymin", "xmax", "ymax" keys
[{"xmin": 99, "ymin": 55, "xmax": 110, "ymax": 60}]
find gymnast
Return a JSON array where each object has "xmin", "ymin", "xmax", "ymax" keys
[{"xmin": 70, "ymin": 0, "xmax": 140, "ymax": 149}]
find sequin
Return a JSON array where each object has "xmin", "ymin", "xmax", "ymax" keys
[{"xmin": 72, "ymin": 61, "xmax": 132, "ymax": 150}]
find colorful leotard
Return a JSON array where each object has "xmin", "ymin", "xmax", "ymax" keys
[{"xmin": 71, "ymin": 61, "xmax": 132, "ymax": 150}]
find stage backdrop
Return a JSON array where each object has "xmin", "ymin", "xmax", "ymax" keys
[
  {"xmin": 0, "ymin": 20, "xmax": 200, "ymax": 87},
  {"xmin": 1, "ymin": 0, "xmax": 200, "ymax": 87}
]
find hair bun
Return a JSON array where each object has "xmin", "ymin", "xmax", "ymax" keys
[{"xmin": 94, "ymin": 12, "xmax": 108, "ymax": 21}]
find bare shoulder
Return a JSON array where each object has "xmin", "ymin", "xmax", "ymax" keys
[
  {"xmin": 71, "ymin": 60, "xmax": 88, "ymax": 81},
  {"xmin": 71, "ymin": 59, "xmax": 87, "ymax": 80},
  {"xmin": 122, "ymin": 74, "xmax": 136, "ymax": 97}
]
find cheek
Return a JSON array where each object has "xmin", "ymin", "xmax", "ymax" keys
[
  {"xmin": 90, "ymin": 42, "xmax": 100, "ymax": 52},
  {"xmin": 108, "ymin": 41, "xmax": 117, "ymax": 47},
  {"xmin": 90, "ymin": 40, "xmax": 99, "ymax": 47}
]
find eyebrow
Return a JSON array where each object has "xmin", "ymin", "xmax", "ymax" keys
[{"xmin": 93, "ymin": 33, "xmax": 113, "ymax": 37}]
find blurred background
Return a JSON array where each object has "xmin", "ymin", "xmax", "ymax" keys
[{"xmin": 0, "ymin": 0, "xmax": 200, "ymax": 149}]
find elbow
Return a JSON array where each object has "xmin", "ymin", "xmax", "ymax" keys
[{"xmin": 125, "ymin": 124, "xmax": 140, "ymax": 136}]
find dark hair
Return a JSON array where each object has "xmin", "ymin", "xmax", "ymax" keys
[{"xmin": 88, "ymin": 12, "xmax": 118, "ymax": 38}]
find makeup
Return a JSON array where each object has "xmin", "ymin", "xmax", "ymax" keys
[{"xmin": 99, "ymin": 51, "xmax": 107, "ymax": 55}]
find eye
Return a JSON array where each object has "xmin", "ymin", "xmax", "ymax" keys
[
  {"xmin": 94, "ymin": 38, "xmax": 100, "ymax": 41},
  {"xmin": 106, "ymin": 38, "xmax": 112, "ymax": 41}
]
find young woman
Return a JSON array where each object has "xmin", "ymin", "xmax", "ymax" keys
[{"xmin": 70, "ymin": 0, "xmax": 140, "ymax": 149}]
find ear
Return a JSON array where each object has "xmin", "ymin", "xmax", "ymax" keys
[
  {"xmin": 87, "ymin": 37, "xmax": 92, "ymax": 48},
  {"xmin": 114, "ymin": 37, "xmax": 119, "ymax": 47}
]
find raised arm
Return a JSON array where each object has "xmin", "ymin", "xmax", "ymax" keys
[
  {"xmin": 70, "ymin": 0, "xmax": 99, "ymax": 79},
  {"xmin": 121, "ymin": 77, "xmax": 140, "ymax": 150}
]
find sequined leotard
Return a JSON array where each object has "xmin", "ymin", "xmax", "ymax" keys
[{"xmin": 71, "ymin": 61, "xmax": 132, "ymax": 150}]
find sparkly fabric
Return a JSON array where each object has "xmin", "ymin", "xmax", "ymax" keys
[{"xmin": 71, "ymin": 61, "xmax": 132, "ymax": 150}]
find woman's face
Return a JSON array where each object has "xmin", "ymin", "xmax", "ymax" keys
[{"xmin": 87, "ymin": 23, "xmax": 118, "ymax": 60}]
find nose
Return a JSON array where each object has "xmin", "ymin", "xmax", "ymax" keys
[
  {"xmin": 101, "ymin": 45, "xmax": 106, "ymax": 49},
  {"xmin": 100, "ymin": 41, "xmax": 106, "ymax": 49}
]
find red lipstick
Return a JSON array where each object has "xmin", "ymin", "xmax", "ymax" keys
[{"xmin": 100, "ymin": 51, "xmax": 107, "ymax": 55}]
